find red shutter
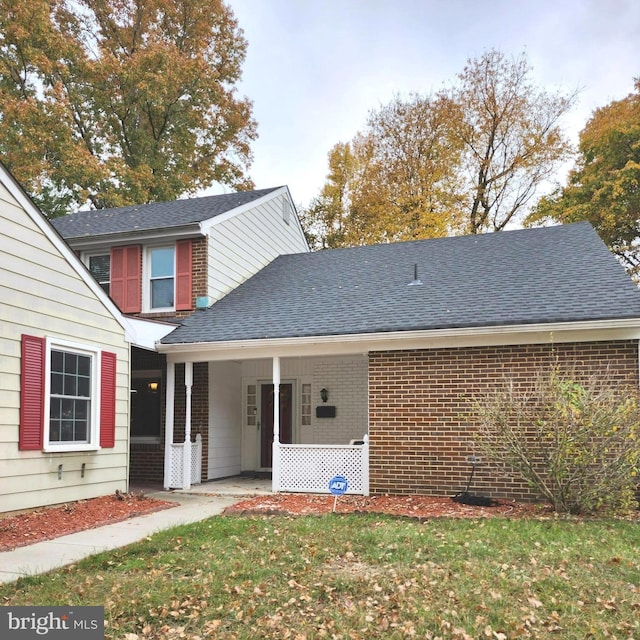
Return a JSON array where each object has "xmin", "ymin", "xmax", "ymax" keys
[
  {"xmin": 124, "ymin": 246, "xmax": 141, "ymax": 312},
  {"xmin": 20, "ymin": 334, "xmax": 45, "ymax": 450},
  {"xmin": 175, "ymin": 239, "xmax": 193, "ymax": 311},
  {"xmin": 110, "ymin": 247, "xmax": 125, "ymax": 310},
  {"xmin": 110, "ymin": 246, "xmax": 141, "ymax": 313},
  {"xmin": 99, "ymin": 351, "xmax": 117, "ymax": 448}
]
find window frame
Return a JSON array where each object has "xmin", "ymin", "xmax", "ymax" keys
[
  {"xmin": 84, "ymin": 251, "xmax": 111, "ymax": 295},
  {"xmin": 43, "ymin": 337, "xmax": 101, "ymax": 453},
  {"xmin": 143, "ymin": 244, "xmax": 176, "ymax": 312}
]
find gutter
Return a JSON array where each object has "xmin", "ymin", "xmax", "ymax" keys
[{"xmin": 155, "ymin": 317, "xmax": 640, "ymax": 362}]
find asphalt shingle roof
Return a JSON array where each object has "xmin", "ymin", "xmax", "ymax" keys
[
  {"xmin": 51, "ymin": 188, "xmax": 281, "ymax": 239},
  {"xmin": 162, "ymin": 222, "xmax": 640, "ymax": 345}
]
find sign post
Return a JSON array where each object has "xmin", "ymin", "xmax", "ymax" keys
[{"xmin": 328, "ymin": 474, "xmax": 348, "ymax": 512}]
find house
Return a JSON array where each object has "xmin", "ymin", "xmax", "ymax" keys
[
  {"xmin": 51, "ymin": 186, "xmax": 309, "ymax": 487},
  {"xmin": 155, "ymin": 221, "xmax": 640, "ymax": 501},
  {"xmin": 52, "ymin": 181, "xmax": 640, "ymax": 501},
  {"xmin": 0, "ymin": 163, "xmax": 137, "ymax": 514}
]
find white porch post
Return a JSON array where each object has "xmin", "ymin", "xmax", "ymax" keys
[
  {"xmin": 362, "ymin": 434, "xmax": 370, "ymax": 496},
  {"xmin": 163, "ymin": 361, "xmax": 175, "ymax": 490},
  {"xmin": 271, "ymin": 356, "xmax": 281, "ymax": 492},
  {"xmin": 183, "ymin": 361, "xmax": 193, "ymax": 490}
]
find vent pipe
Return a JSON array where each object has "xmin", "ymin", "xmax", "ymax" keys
[{"xmin": 408, "ymin": 263, "xmax": 423, "ymax": 286}]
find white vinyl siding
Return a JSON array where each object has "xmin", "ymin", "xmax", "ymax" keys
[
  {"xmin": 207, "ymin": 192, "xmax": 308, "ymax": 303},
  {"xmin": 207, "ymin": 361, "xmax": 242, "ymax": 479},
  {"xmin": 0, "ymin": 181, "xmax": 130, "ymax": 514}
]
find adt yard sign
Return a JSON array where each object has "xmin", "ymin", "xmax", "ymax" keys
[{"xmin": 328, "ymin": 475, "xmax": 348, "ymax": 495}]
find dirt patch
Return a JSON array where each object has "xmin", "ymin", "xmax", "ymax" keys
[
  {"xmin": 222, "ymin": 493, "xmax": 546, "ymax": 519},
  {"xmin": 0, "ymin": 492, "xmax": 176, "ymax": 551}
]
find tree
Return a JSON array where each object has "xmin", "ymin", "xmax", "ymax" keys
[
  {"xmin": 304, "ymin": 50, "xmax": 576, "ymax": 247},
  {"xmin": 304, "ymin": 94, "xmax": 463, "ymax": 249},
  {"xmin": 449, "ymin": 50, "xmax": 575, "ymax": 233},
  {"xmin": 0, "ymin": 0, "xmax": 256, "ymax": 217},
  {"xmin": 302, "ymin": 142, "xmax": 356, "ymax": 250},
  {"xmin": 526, "ymin": 80, "xmax": 640, "ymax": 278}
]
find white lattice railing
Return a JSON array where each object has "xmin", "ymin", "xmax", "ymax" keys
[
  {"xmin": 167, "ymin": 434, "xmax": 202, "ymax": 489},
  {"xmin": 273, "ymin": 435, "xmax": 369, "ymax": 495}
]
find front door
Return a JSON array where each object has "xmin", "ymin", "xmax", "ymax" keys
[{"xmin": 260, "ymin": 383, "xmax": 293, "ymax": 468}]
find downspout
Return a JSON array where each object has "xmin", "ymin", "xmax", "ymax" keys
[{"xmin": 271, "ymin": 356, "xmax": 281, "ymax": 492}]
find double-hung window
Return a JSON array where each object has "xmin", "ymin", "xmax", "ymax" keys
[
  {"xmin": 20, "ymin": 335, "xmax": 116, "ymax": 452},
  {"xmin": 49, "ymin": 347, "xmax": 93, "ymax": 445},
  {"xmin": 148, "ymin": 246, "xmax": 175, "ymax": 310},
  {"xmin": 143, "ymin": 241, "xmax": 192, "ymax": 312}
]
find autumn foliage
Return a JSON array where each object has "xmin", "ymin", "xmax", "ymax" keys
[
  {"xmin": 304, "ymin": 50, "xmax": 576, "ymax": 249},
  {"xmin": 528, "ymin": 79, "xmax": 640, "ymax": 279},
  {"xmin": 0, "ymin": 0, "xmax": 256, "ymax": 217},
  {"xmin": 473, "ymin": 365, "xmax": 640, "ymax": 515}
]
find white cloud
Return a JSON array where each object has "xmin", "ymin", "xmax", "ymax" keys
[{"xmin": 223, "ymin": 0, "xmax": 640, "ymax": 205}]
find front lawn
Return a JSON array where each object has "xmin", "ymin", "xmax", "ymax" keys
[{"xmin": 1, "ymin": 514, "xmax": 638, "ymax": 639}]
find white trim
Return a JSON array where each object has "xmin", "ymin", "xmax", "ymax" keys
[
  {"xmin": 200, "ymin": 187, "xmax": 287, "ymax": 232},
  {"xmin": 183, "ymin": 362, "xmax": 193, "ymax": 490},
  {"xmin": 82, "ymin": 250, "xmax": 111, "ymax": 293},
  {"xmin": 158, "ymin": 319, "xmax": 640, "ymax": 363},
  {"xmin": 125, "ymin": 317, "xmax": 176, "ymax": 351},
  {"xmin": 143, "ymin": 243, "xmax": 177, "ymax": 313},
  {"xmin": 0, "ymin": 163, "xmax": 136, "ymax": 342},
  {"xmin": 43, "ymin": 337, "xmax": 101, "ymax": 453},
  {"xmin": 68, "ymin": 227, "xmax": 202, "ymax": 251},
  {"xmin": 163, "ymin": 362, "xmax": 176, "ymax": 489},
  {"xmin": 199, "ymin": 186, "xmax": 310, "ymax": 252}
]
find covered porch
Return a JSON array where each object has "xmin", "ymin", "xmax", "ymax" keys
[{"xmin": 161, "ymin": 351, "xmax": 370, "ymax": 496}]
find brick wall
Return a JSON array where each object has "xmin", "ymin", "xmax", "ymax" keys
[
  {"xmin": 129, "ymin": 354, "xmax": 209, "ymax": 485},
  {"xmin": 129, "ymin": 443, "xmax": 165, "ymax": 484},
  {"xmin": 368, "ymin": 341, "xmax": 639, "ymax": 501}
]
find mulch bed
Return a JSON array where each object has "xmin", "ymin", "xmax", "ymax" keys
[
  {"xmin": 222, "ymin": 493, "xmax": 548, "ymax": 519},
  {"xmin": 0, "ymin": 492, "xmax": 175, "ymax": 552}
]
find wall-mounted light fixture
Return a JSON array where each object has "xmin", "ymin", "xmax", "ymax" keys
[
  {"xmin": 148, "ymin": 381, "xmax": 159, "ymax": 393},
  {"xmin": 320, "ymin": 388, "xmax": 328, "ymax": 403}
]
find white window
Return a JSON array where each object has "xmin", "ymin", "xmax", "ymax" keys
[
  {"xmin": 145, "ymin": 245, "xmax": 175, "ymax": 311},
  {"xmin": 86, "ymin": 253, "xmax": 111, "ymax": 295},
  {"xmin": 44, "ymin": 338, "xmax": 100, "ymax": 452}
]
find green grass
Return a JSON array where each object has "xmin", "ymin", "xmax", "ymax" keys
[{"xmin": 1, "ymin": 514, "xmax": 638, "ymax": 639}]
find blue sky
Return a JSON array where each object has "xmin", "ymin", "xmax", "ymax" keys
[{"xmin": 222, "ymin": 0, "xmax": 639, "ymax": 207}]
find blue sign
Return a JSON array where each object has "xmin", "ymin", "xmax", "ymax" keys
[{"xmin": 328, "ymin": 475, "xmax": 348, "ymax": 495}]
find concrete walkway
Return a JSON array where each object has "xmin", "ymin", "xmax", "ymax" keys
[{"xmin": 0, "ymin": 480, "xmax": 270, "ymax": 585}]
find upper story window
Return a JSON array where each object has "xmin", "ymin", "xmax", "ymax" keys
[
  {"xmin": 81, "ymin": 241, "xmax": 192, "ymax": 315},
  {"xmin": 148, "ymin": 246, "xmax": 176, "ymax": 310},
  {"xmin": 87, "ymin": 254, "xmax": 110, "ymax": 295}
]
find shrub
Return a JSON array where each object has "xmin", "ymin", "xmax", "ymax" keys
[{"xmin": 472, "ymin": 365, "xmax": 640, "ymax": 514}]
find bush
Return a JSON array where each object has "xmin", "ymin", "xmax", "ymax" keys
[{"xmin": 472, "ymin": 365, "xmax": 640, "ymax": 514}]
